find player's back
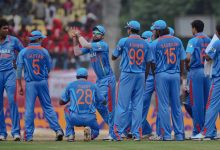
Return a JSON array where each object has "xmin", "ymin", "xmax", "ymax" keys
[
  {"xmin": 67, "ymin": 80, "xmax": 100, "ymax": 114},
  {"xmin": 189, "ymin": 33, "xmax": 211, "ymax": 69},
  {"xmin": 21, "ymin": 44, "xmax": 51, "ymax": 82},
  {"xmin": 120, "ymin": 35, "xmax": 150, "ymax": 73},
  {"xmin": 153, "ymin": 35, "xmax": 185, "ymax": 74}
]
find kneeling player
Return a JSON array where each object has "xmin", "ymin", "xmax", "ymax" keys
[{"xmin": 60, "ymin": 68, "xmax": 105, "ymax": 142}]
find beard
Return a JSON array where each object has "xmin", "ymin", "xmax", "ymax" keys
[{"xmin": 92, "ymin": 38, "xmax": 102, "ymax": 42}]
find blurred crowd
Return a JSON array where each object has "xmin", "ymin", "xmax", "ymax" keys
[{"xmin": 0, "ymin": 0, "xmax": 102, "ymax": 70}]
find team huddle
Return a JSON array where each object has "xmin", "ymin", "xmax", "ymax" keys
[{"xmin": 0, "ymin": 17, "xmax": 220, "ymax": 142}]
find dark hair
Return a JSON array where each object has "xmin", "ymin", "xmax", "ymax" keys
[
  {"xmin": 157, "ymin": 27, "xmax": 169, "ymax": 36},
  {"xmin": 191, "ymin": 20, "xmax": 204, "ymax": 32},
  {"xmin": 76, "ymin": 76, "xmax": 88, "ymax": 79},
  {"xmin": 0, "ymin": 18, "xmax": 9, "ymax": 28},
  {"xmin": 216, "ymin": 24, "xmax": 220, "ymax": 35},
  {"xmin": 130, "ymin": 28, "xmax": 139, "ymax": 34}
]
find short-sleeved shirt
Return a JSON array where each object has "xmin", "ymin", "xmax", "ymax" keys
[
  {"xmin": 81, "ymin": 40, "xmax": 113, "ymax": 80},
  {"xmin": 16, "ymin": 43, "xmax": 51, "ymax": 82},
  {"xmin": 151, "ymin": 34, "xmax": 186, "ymax": 74},
  {"xmin": 186, "ymin": 32, "xmax": 211, "ymax": 69},
  {"xmin": 0, "ymin": 35, "xmax": 24, "ymax": 71},
  {"xmin": 112, "ymin": 34, "xmax": 153, "ymax": 73},
  {"xmin": 60, "ymin": 80, "xmax": 103, "ymax": 114},
  {"xmin": 206, "ymin": 40, "xmax": 220, "ymax": 78}
]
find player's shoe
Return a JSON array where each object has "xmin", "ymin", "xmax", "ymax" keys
[
  {"xmin": 0, "ymin": 135, "xmax": 6, "ymax": 141},
  {"xmin": 24, "ymin": 138, "xmax": 33, "ymax": 142},
  {"xmin": 84, "ymin": 127, "xmax": 91, "ymax": 141},
  {"xmin": 191, "ymin": 133, "xmax": 204, "ymax": 141},
  {"xmin": 142, "ymin": 133, "xmax": 154, "ymax": 139},
  {"xmin": 133, "ymin": 137, "xmax": 141, "ymax": 141},
  {"xmin": 55, "ymin": 130, "xmax": 64, "ymax": 141},
  {"xmin": 13, "ymin": 134, "xmax": 21, "ymax": 141},
  {"xmin": 214, "ymin": 134, "xmax": 220, "ymax": 140},
  {"xmin": 103, "ymin": 135, "xmax": 114, "ymax": 141},
  {"xmin": 148, "ymin": 135, "xmax": 163, "ymax": 141},
  {"xmin": 67, "ymin": 135, "xmax": 75, "ymax": 142}
]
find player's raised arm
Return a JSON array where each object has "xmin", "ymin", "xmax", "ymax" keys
[{"xmin": 69, "ymin": 28, "xmax": 84, "ymax": 56}]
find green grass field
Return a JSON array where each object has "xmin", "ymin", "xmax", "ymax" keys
[{"xmin": 0, "ymin": 140, "xmax": 220, "ymax": 150}]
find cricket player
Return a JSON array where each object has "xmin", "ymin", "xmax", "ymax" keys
[
  {"xmin": 141, "ymin": 30, "xmax": 154, "ymax": 137},
  {"xmin": 123, "ymin": 30, "xmax": 154, "ymax": 139},
  {"xmin": 185, "ymin": 20, "xmax": 211, "ymax": 136},
  {"xmin": 192, "ymin": 24, "xmax": 220, "ymax": 140},
  {"xmin": 60, "ymin": 68, "xmax": 105, "ymax": 142},
  {"xmin": 112, "ymin": 20, "xmax": 153, "ymax": 141},
  {"xmin": 16, "ymin": 30, "xmax": 63, "ymax": 141},
  {"xmin": 0, "ymin": 18, "xmax": 23, "ymax": 141},
  {"xmin": 70, "ymin": 25, "xmax": 116, "ymax": 140},
  {"xmin": 151, "ymin": 20, "xmax": 185, "ymax": 141},
  {"xmin": 168, "ymin": 27, "xmax": 175, "ymax": 36}
]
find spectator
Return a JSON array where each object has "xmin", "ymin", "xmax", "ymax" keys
[{"xmin": 63, "ymin": 0, "xmax": 74, "ymax": 16}]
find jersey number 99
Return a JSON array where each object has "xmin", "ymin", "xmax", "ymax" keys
[{"xmin": 128, "ymin": 48, "xmax": 144, "ymax": 65}]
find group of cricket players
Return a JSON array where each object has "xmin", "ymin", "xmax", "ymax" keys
[{"xmin": 1, "ymin": 16, "xmax": 220, "ymax": 142}]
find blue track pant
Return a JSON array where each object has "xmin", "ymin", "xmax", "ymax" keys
[
  {"xmin": 114, "ymin": 72, "xmax": 144, "ymax": 140},
  {"xmin": 64, "ymin": 107, "xmax": 99, "ymax": 139},
  {"xmin": 155, "ymin": 72, "xmax": 184, "ymax": 140},
  {"xmin": 24, "ymin": 80, "xmax": 61, "ymax": 140},
  {"xmin": 188, "ymin": 68, "xmax": 210, "ymax": 135},
  {"xmin": 0, "ymin": 69, "xmax": 20, "ymax": 138},
  {"xmin": 96, "ymin": 75, "xmax": 116, "ymax": 137}
]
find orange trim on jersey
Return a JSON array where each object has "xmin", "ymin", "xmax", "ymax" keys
[
  {"xmin": 196, "ymin": 124, "xmax": 201, "ymax": 133},
  {"xmin": 196, "ymin": 36, "xmax": 206, "ymax": 39},
  {"xmin": 128, "ymin": 35, "xmax": 143, "ymax": 40},
  {"xmin": 203, "ymin": 127, "xmax": 207, "ymax": 135},
  {"xmin": 189, "ymin": 80, "xmax": 194, "ymax": 106},
  {"xmin": 154, "ymin": 80, "xmax": 158, "ymax": 112},
  {"xmin": 114, "ymin": 125, "xmax": 121, "ymax": 140},
  {"xmin": 158, "ymin": 35, "xmax": 173, "ymax": 40},
  {"xmin": 27, "ymin": 46, "xmax": 44, "ymax": 50},
  {"xmin": 206, "ymin": 84, "xmax": 214, "ymax": 110},
  {"xmin": 14, "ymin": 80, "xmax": 17, "ymax": 103},
  {"xmin": 139, "ymin": 127, "xmax": 143, "ymax": 138},
  {"xmin": 116, "ymin": 81, "xmax": 120, "ymax": 105},
  {"xmin": 108, "ymin": 85, "xmax": 113, "ymax": 112}
]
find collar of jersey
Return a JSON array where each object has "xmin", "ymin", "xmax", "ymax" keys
[
  {"xmin": 28, "ymin": 43, "xmax": 41, "ymax": 46},
  {"xmin": 194, "ymin": 32, "xmax": 204, "ymax": 37}
]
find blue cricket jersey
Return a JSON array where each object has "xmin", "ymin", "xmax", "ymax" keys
[
  {"xmin": 16, "ymin": 43, "xmax": 51, "ymax": 82},
  {"xmin": 152, "ymin": 35, "xmax": 186, "ymax": 74},
  {"xmin": 112, "ymin": 34, "xmax": 153, "ymax": 73},
  {"xmin": 81, "ymin": 40, "xmax": 114, "ymax": 80},
  {"xmin": 186, "ymin": 32, "xmax": 211, "ymax": 69},
  {"xmin": 61, "ymin": 80, "xmax": 103, "ymax": 114},
  {"xmin": 206, "ymin": 40, "xmax": 220, "ymax": 78},
  {"xmin": 0, "ymin": 35, "xmax": 24, "ymax": 71}
]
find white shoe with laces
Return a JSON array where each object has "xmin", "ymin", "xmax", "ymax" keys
[
  {"xmin": 0, "ymin": 135, "xmax": 6, "ymax": 141},
  {"xmin": 191, "ymin": 133, "xmax": 204, "ymax": 141},
  {"xmin": 103, "ymin": 135, "xmax": 113, "ymax": 141},
  {"xmin": 13, "ymin": 135, "xmax": 21, "ymax": 141},
  {"xmin": 84, "ymin": 127, "xmax": 91, "ymax": 141}
]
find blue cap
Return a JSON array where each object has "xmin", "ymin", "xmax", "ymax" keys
[
  {"xmin": 168, "ymin": 27, "xmax": 174, "ymax": 36},
  {"xmin": 141, "ymin": 31, "xmax": 153, "ymax": 39},
  {"xmin": 29, "ymin": 30, "xmax": 46, "ymax": 41},
  {"xmin": 125, "ymin": 20, "xmax": 140, "ymax": 31},
  {"xmin": 150, "ymin": 20, "xmax": 167, "ymax": 30},
  {"xmin": 93, "ymin": 25, "xmax": 105, "ymax": 35},
  {"xmin": 76, "ymin": 68, "xmax": 88, "ymax": 77}
]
